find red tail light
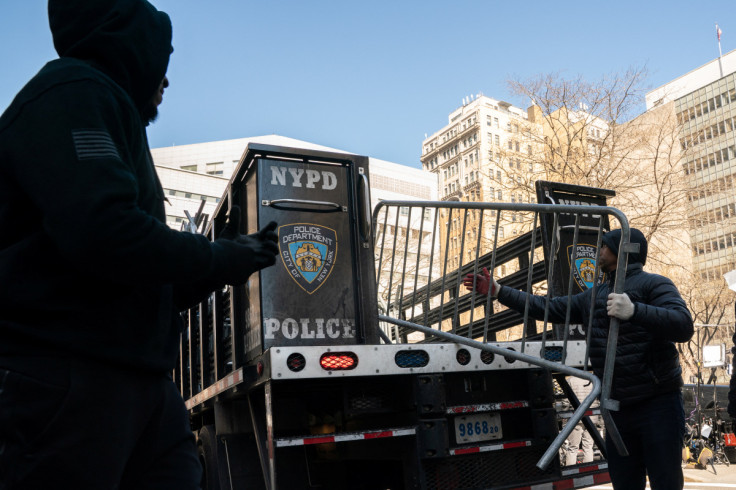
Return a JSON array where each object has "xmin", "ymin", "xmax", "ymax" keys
[
  {"xmin": 286, "ymin": 353, "xmax": 306, "ymax": 372},
  {"xmin": 320, "ymin": 352, "xmax": 358, "ymax": 370}
]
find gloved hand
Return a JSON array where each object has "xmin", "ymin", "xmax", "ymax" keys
[
  {"xmin": 606, "ymin": 293, "xmax": 635, "ymax": 320},
  {"xmin": 218, "ymin": 205, "xmax": 243, "ymax": 241},
  {"xmin": 212, "ymin": 206, "xmax": 279, "ymax": 285},
  {"xmin": 462, "ymin": 267, "xmax": 499, "ymax": 298}
]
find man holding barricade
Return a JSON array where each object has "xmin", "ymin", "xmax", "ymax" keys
[{"xmin": 464, "ymin": 228, "xmax": 693, "ymax": 490}]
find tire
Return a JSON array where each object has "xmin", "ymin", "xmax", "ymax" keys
[{"xmin": 198, "ymin": 425, "xmax": 221, "ymax": 490}]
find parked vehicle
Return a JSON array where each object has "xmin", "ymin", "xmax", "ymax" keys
[{"xmin": 176, "ymin": 144, "xmax": 624, "ymax": 489}]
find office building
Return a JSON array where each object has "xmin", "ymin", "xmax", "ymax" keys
[{"xmin": 647, "ymin": 50, "xmax": 736, "ymax": 282}]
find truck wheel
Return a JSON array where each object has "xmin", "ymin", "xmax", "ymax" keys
[{"xmin": 198, "ymin": 425, "xmax": 221, "ymax": 490}]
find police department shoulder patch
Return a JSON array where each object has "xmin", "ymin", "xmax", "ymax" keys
[
  {"xmin": 567, "ymin": 243, "xmax": 603, "ymax": 291},
  {"xmin": 279, "ymin": 223, "xmax": 337, "ymax": 294}
]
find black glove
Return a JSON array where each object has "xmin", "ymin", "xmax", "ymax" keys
[{"xmin": 211, "ymin": 206, "xmax": 279, "ymax": 286}]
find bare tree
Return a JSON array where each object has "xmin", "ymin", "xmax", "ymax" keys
[
  {"xmin": 499, "ymin": 69, "xmax": 735, "ymax": 377},
  {"xmin": 677, "ymin": 275, "xmax": 734, "ymax": 384},
  {"xmin": 495, "ymin": 68, "xmax": 694, "ymax": 277}
]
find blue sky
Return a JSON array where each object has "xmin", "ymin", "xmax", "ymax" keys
[{"xmin": 1, "ymin": 1, "xmax": 734, "ymax": 168}]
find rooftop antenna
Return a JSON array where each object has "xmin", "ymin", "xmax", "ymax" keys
[{"xmin": 716, "ymin": 23, "xmax": 724, "ymax": 78}]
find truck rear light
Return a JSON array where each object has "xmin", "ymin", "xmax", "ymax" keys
[
  {"xmin": 456, "ymin": 349, "xmax": 471, "ymax": 366},
  {"xmin": 480, "ymin": 351, "xmax": 495, "ymax": 364},
  {"xmin": 503, "ymin": 348, "xmax": 517, "ymax": 363},
  {"xmin": 320, "ymin": 352, "xmax": 358, "ymax": 370},
  {"xmin": 394, "ymin": 350, "xmax": 429, "ymax": 368},
  {"xmin": 287, "ymin": 353, "xmax": 306, "ymax": 372},
  {"xmin": 542, "ymin": 346, "xmax": 563, "ymax": 362}
]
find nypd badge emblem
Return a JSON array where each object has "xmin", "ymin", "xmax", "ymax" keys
[
  {"xmin": 279, "ymin": 224, "xmax": 337, "ymax": 294},
  {"xmin": 567, "ymin": 243, "xmax": 603, "ymax": 291}
]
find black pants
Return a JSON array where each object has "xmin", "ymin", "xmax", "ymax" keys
[
  {"xmin": 0, "ymin": 356, "xmax": 201, "ymax": 489},
  {"xmin": 605, "ymin": 390, "xmax": 685, "ymax": 490}
]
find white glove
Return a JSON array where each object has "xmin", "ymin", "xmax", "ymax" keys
[{"xmin": 607, "ymin": 293, "xmax": 635, "ymax": 320}]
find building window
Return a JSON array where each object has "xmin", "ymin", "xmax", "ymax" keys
[
  {"xmin": 206, "ymin": 162, "xmax": 224, "ymax": 176},
  {"xmin": 181, "ymin": 164, "xmax": 197, "ymax": 172}
]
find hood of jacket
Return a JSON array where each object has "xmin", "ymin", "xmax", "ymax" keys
[
  {"xmin": 48, "ymin": 0, "xmax": 172, "ymax": 112},
  {"xmin": 601, "ymin": 227, "xmax": 648, "ymax": 266}
]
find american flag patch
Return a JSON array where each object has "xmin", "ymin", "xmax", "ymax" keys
[{"xmin": 72, "ymin": 129, "xmax": 121, "ymax": 161}]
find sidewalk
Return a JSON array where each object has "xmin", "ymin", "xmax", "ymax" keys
[{"xmin": 683, "ymin": 461, "xmax": 736, "ymax": 485}]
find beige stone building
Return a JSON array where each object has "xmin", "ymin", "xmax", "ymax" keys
[{"xmin": 420, "ymin": 95, "xmax": 541, "ymax": 275}]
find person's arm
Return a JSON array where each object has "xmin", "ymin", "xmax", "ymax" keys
[
  {"xmin": 463, "ymin": 268, "xmax": 588, "ymax": 323},
  {"xmin": 8, "ymin": 79, "xmax": 275, "ymax": 288},
  {"xmin": 622, "ymin": 277, "xmax": 694, "ymax": 342},
  {"xmin": 497, "ymin": 285, "xmax": 588, "ymax": 324},
  {"xmin": 172, "ymin": 207, "xmax": 277, "ymax": 310}
]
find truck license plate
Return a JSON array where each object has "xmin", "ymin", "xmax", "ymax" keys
[{"xmin": 454, "ymin": 413, "xmax": 502, "ymax": 444}]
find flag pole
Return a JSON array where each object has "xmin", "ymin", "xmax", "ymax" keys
[{"xmin": 717, "ymin": 23, "xmax": 724, "ymax": 78}]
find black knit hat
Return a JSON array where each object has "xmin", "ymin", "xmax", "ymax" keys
[{"xmin": 601, "ymin": 228, "xmax": 648, "ymax": 266}]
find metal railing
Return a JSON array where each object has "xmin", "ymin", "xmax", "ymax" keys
[{"xmin": 372, "ymin": 200, "xmax": 636, "ymax": 469}]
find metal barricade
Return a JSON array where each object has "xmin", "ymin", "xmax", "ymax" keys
[{"xmin": 372, "ymin": 200, "xmax": 636, "ymax": 469}]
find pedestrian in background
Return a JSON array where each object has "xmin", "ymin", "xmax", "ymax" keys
[
  {"xmin": 563, "ymin": 376, "xmax": 598, "ymax": 466},
  {"xmin": 728, "ymin": 311, "xmax": 736, "ymax": 432}
]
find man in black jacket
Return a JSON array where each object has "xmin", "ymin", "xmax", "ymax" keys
[
  {"xmin": 0, "ymin": 1, "xmax": 278, "ymax": 488},
  {"xmin": 464, "ymin": 228, "xmax": 693, "ymax": 490}
]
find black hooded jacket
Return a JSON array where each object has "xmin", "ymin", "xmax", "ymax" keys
[
  {"xmin": 0, "ymin": 0, "xmax": 226, "ymax": 372},
  {"xmin": 497, "ymin": 235, "xmax": 693, "ymax": 406}
]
